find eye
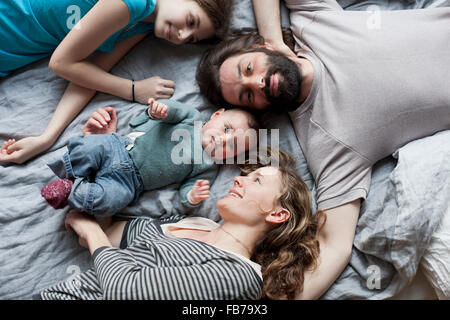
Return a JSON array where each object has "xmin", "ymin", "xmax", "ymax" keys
[
  {"xmin": 224, "ymin": 125, "xmax": 230, "ymax": 133},
  {"xmin": 187, "ymin": 15, "xmax": 195, "ymax": 27},
  {"xmin": 255, "ymin": 177, "xmax": 261, "ymax": 184},
  {"xmin": 246, "ymin": 63, "xmax": 251, "ymax": 73}
]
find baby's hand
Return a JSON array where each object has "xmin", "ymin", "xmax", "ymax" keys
[
  {"xmin": 148, "ymin": 98, "xmax": 168, "ymax": 119},
  {"xmin": 187, "ymin": 180, "xmax": 210, "ymax": 205},
  {"xmin": 83, "ymin": 107, "xmax": 117, "ymax": 136}
]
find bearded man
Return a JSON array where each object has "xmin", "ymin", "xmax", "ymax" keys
[{"xmin": 196, "ymin": 0, "xmax": 450, "ymax": 299}]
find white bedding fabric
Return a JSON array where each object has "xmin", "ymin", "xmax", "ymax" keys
[
  {"xmin": 392, "ymin": 130, "xmax": 450, "ymax": 300},
  {"xmin": 421, "ymin": 205, "xmax": 450, "ymax": 299}
]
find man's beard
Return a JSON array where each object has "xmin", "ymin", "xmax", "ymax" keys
[{"xmin": 261, "ymin": 49, "xmax": 302, "ymax": 112}]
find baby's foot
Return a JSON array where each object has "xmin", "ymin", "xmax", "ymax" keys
[{"xmin": 41, "ymin": 179, "xmax": 73, "ymax": 209}]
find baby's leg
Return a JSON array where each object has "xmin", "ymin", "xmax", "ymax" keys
[{"xmin": 68, "ymin": 175, "xmax": 137, "ymax": 217}]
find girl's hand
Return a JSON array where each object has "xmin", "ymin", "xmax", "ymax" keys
[
  {"xmin": 135, "ymin": 76, "xmax": 175, "ymax": 104},
  {"xmin": 148, "ymin": 98, "xmax": 169, "ymax": 119},
  {"xmin": 188, "ymin": 180, "xmax": 210, "ymax": 205},
  {"xmin": 0, "ymin": 136, "xmax": 53, "ymax": 164},
  {"xmin": 83, "ymin": 106, "xmax": 118, "ymax": 136}
]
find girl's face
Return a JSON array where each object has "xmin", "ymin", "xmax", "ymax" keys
[
  {"xmin": 217, "ymin": 167, "xmax": 284, "ymax": 226},
  {"xmin": 154, "ymin": 0, "xmax": 215, "ymax": 45}
]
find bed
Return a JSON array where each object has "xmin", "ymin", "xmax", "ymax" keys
[{"xmin": 0, "ymin": 0, "xmax": 449, "ymax": 299}]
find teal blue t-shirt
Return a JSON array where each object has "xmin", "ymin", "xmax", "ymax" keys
[{"xmin": 0, "ymin": 0, "xmax": 156, "ymax": 76}]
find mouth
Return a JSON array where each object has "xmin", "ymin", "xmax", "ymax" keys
[
  {"xmin": 269, "ymin": 74, "xmax": 279, "ymax": 98},
  {"xmin": 226, "ymin": 188, "xmax": 242, "ymax": 199}
]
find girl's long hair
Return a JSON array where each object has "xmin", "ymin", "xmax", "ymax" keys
[
  {"xmin": 240, "ymin": 149, "xmax": 325, "ymax": 299},
  {"xmin": 193, "ymin": 0, "xmax": 234, "ymax": 39}
]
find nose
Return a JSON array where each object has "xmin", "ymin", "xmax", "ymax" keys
[
  {"xmin": 178, "ymin": 28, "xmax": 193, "ymax": 43},
  {"xmin": 243, "ymin": 74, "xmax": 265, "ymax": 91},
  {"xmin": 233, "ymin": 176, "xmax": 243, "ymax": 187}
]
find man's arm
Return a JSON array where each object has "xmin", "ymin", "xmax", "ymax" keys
[{"xmin": 296, "ymin": 199, "xmax": 361, "ymax": 299}]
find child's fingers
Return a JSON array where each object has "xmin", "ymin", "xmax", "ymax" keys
[
  {"xmin": 159, "ymin": 87, "xmax": 175, "ymax": 97},
  {"xmin": 98, "ymin": 107, "xmax": 111, "ymax": 122},
  {"xmin": 2, "ymin": 139, "xmax": 17, "ymax": 154},
  {"xmin": 161, "ymin": 79, "xmax": 175, "ymax": 88},
  {"xmin": 194, "ymin": 179, "xmax": 205, "ymax": 187},
  {"xmin": 108, "ymin": 108, "xmax": 117, "ymax": 122},
  {"xmin": 197, "ymin": 186, "xmax": 210, "ymax": 192},
  {"xmin": 199, "ymin": 180, "xmax": 209, "ymax": 186},
  {"xmin": 87, "ymin": 118, "xmax": 103, "ymax": 129},
  {"xmin": 155, "ymin": 103, "xmax": 163, "ymax": 115},
  {"xmin": 91, "ymin": 112, "xmax": 108, "ymax": 126}
]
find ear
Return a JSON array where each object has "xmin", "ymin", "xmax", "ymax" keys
[
  {"xmin": 265, "ymin": 207, "xmax": 291, "ymax": 225},
  {"xmin": 210, "ymin": 108, "xmax": 225, "ymax": 119}
]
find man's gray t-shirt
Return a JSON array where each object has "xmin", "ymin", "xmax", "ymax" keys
[{"xmin": 286, "ymin": 0, "xmax": 450, "ymax": 210}]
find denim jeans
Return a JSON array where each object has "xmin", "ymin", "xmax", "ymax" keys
[{"xmin": 47, "ymin": 133, "xmax": 143, "ymax": 217}]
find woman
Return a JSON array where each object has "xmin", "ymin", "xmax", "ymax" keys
[
  {"xmin": 0, "ymin": 0, "xmax": 231, "ymax": 164},
  {"xmin": 39, "ymin": 150, "xmax": 325, "ymax": 300}
]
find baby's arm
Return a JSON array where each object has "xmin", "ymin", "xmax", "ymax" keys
[
  {"xmin": 148, "ymin": 98, "xmax": 169, "ymax": 120},
  {"xmin": 83, "ymin": 107, "xmax": 118, "ymax": 136},
  {"xmin": 147, "ymin": 98, "xmax": 199, "ymax": 124},
  {"xmin": 187, "ymin": 180, "xmax": 210, "ymax": 205},
  {"xmin": 179, "ymin": 165, "xmax": 218, "ymax": 208}
]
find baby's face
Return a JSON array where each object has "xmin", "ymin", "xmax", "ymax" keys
[{"xmin": 201, "ymin": 109, "xmax": 254, "ymax": 161}]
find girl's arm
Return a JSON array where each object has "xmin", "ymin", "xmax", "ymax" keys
[
  {"xmin": 0, "ymin": 33, "xmax": 146, "ymax": 164},
  {"xmin": 251, "ymin": 0, "xmax": 298, "ymax": 60},
  {"xmin": 49, "ymin": 0, "xmax": 174, "ymax": 103},
  {"xmin": 296, "ymin": 200, "xmax": 361, "ymax": 299}
]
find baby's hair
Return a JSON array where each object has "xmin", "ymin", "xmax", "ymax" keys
[{"xmin": 193, "ymin": 0, "xmax": 234, "ymax": 39}]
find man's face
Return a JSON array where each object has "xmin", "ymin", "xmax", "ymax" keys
[{"xmin": 218, "ymin": 50, "xmax": 302, "ymax": 110}]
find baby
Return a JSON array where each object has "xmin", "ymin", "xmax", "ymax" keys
[{"xmin": 41, "ymin": 99, "xmax": 259, "ymax": 217}]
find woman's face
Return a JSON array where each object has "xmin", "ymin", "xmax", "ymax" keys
[
  {"xmin": 217, "ymin": 166, "xmax": 284, "ymax": 226},
  {"xmin": 154, "ymin": 0, "xmax": 215, "ymax": 45}
]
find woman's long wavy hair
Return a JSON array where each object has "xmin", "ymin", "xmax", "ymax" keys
[{"xmin": 239, "ymin": 148, "xmax": 325, "ymax": 299}]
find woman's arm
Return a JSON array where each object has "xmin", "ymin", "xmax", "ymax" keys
[
  {"xmin": 0, "ymin": 33, "xmax": 146, "ymax": 164},
  {"xmin": 64, "ymin": 210, "xmax": 112, "ymax": 255},
  {"xmin": 251, "ymin": 0, "xmax": 297, "ymax": 59},
  {"xmin": 296, "ymin": 199, "xmax": 361, "ymax": 299}
]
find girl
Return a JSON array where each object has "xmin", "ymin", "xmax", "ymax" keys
[
  {"xmin": 0, "ymin": 0, "xmax": 231, "ymax": 164},
  {"xmin": 39, "ymin": 150, "xmax": 325, "ymax": 300}
]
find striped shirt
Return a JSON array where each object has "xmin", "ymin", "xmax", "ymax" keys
[{"xmin": 40, "ymin": 216, "xmax": 263, "ymax": 300}]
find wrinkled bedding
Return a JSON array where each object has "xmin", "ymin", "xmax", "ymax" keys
[{"xmin": 0, "ymin": 0, "xmax": 447, "ymax": 299}]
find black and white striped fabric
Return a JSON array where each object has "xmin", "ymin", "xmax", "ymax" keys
[{"xmin": 40, "ymin": 217, "xmax": 263, "ymax": 300}]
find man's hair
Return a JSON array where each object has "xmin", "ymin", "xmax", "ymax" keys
[
  {"xmin": 193, "ymin": 0, "xmax": 234, "ymax": 39},
  {"xmin": 196, "ymin": 29, "xmax": 297, "ymax": 113}
]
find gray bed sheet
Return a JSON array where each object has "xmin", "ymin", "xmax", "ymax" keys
[{"xmin": 0, "ymin": 0, "xmax": 446, "ymax": 299}]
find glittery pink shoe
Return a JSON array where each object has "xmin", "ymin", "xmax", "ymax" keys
[{"xmin": 41, "ymin": 179, "xmax": 73, "ymax": 209}]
